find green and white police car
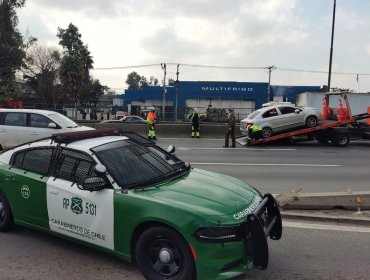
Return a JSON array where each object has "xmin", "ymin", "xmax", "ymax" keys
[{"xmin": 0, "ymin": 129, "xmax": 282, "ymax": 280}]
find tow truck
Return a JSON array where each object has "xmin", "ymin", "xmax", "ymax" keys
[{"xmin": 239, "ymin": 92, "xmax": 370, "ymax": 147}]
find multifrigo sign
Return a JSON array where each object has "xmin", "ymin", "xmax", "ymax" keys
[{"xmin": 201, "ymin": 86, "xmax": 254, "ymax": 92}]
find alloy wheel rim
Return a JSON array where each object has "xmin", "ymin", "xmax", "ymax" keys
[{"xmin": 149, "ymin": 239, "xmax": 182, "ymax": 277}]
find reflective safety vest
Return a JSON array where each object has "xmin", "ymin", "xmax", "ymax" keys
[
  {"xmin": 250, "ymin": 124, "xmax": 262, "ymax": 132},
  {"xmin": 147, "ymin": 112, "xmax": 157, "ymax": 124}
]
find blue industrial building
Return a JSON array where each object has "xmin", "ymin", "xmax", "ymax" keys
[{"xmin": 115, "ymin": 81, "xmax": 320, "ymax": 121}]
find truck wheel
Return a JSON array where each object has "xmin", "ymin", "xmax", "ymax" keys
[
  {"xmin": 262, "ymin": 127, "xmax": 273, "ymax": 138},
  {"xmin": 331, "ymin": 134, "xmax": 350, "ymax": 147},
  {"xmin": 0, "ymin": 191, "xmax": 14, "ymax": 232},
  {"xmin": 306, "ymin": 116, "xmax": 318, "ymax": 128},
  {"xmin": 135, "ymin": 226, "xmax": 195, "ymax": 280}
]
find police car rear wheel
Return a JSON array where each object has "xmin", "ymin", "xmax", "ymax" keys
[
  {"xmin": 135, "ymin": 226, "xmax": 195, "ymax": 280},
  {"xmin": 0, "ymin": 191, "xmax": 14, "ymax": 232}
]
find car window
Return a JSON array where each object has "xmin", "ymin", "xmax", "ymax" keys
[
  {"xmin": 262, "ymin": 108, "xmax": 279, "ymax": 118},
  {"xmin": 279, "ymin": 107, "xmax": 296, "ymax": 115},
  {"xmin": 92, "ymin": 140, "xmax": 185, "ymax": 188},
  {"xmin": 11, "ymin": 147, "xmax": 54, "ymax": 175},
  {"xmin": 247, "ymin": 110, "xmax": 260, "ymax": 120},
  {"xmin": 54, "ymin": 149, "xmax": 96, "ymax": 184},
  {"xmin": 30, "ymin": 113, "xmax": 52, "ymax": 128},
  {"xmin": 3, "ymin": 112, "xmax": 27, "ymax": 126},
  {"xmin": 0, "ymin": 112, "xmax": 5, "ymax": 124},
  {"xmin": 47, "ymin": 113, "xmax": 79, "ymax": 128}
]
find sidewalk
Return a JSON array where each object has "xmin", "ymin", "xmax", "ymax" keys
[{"xmin": 275, "ymin": 191, "xmax": 370, "ymax": 226}]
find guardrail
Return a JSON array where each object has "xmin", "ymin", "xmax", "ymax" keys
[{"xmin": 79, "ymin": 121, "xmax": 243, "ymax": 138}]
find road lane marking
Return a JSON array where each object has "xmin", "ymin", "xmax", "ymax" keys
[
  {"xmin": 191, "ymin": 163, "xmax": 340, "ymax": 167},
  {"xmin": 283, "ymin": 221, "xmax": 370, "ymax": 233},
  {"xmin": 175, "ymin": 147, "xmax": 296, "ymax": 151}
]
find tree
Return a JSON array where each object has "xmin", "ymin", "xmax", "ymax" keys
[
  {"xmin": 80, "ymin": 78, "xmax": 109, "ymax": 108},
  {"xmin": 126, "ymin": 71, "xmax": 141, "ymax": 90},
  {"xmin": 149, "ymin": 76, "xmax": 159, "ymax": 86},
  {"xmin": 126, "ymin": 72, "xmax": 158, "ymax": 89},
  {"xmin": 23, "ymin": 44, "xmax": 61, "ymax": 107},
  {"xmin": 57, "ymin": 23, "xmax": 93, "ymax": 106},
  {"xmin": 0, "ymin": 0, "xmax": 28, "ymax": 94}
]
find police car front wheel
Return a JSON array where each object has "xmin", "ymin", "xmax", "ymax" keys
[{"xmin": 135, "ymin": 226, "xmax": 195, "ymax": 280}]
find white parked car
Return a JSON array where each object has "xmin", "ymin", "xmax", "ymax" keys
[
  {"xmin": 240, "ymin": 105, "xmax": 321, "ymax": 138},
  {"xmin": 0, "ymin": 109, "xmax": 94, "ymax": 150}
]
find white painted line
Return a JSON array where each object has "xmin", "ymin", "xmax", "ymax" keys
[
  {"xmin": 283, "ymin": 221, "xmax": 370, "ymax": 233},
  {"xmin": 191, "ymin": 163, "xmax": 341, "ymax": 167},
  {"xmin": 165, "ymin": 147, "xmax": 297, "ymax": 151}
]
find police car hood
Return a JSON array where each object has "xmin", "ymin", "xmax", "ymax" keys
[{"xmin": 136, "ymin": 168, "xmax": 261, "ymax": 217}]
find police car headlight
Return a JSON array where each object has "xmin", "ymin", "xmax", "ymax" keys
[{"xmin": 194, "ymin": 226, "xmax": 243, "ymax": 243}]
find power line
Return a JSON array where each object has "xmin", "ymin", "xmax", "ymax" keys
[{"xmin": 90, "ymin": 63, "xmax": 370, "ymax": 76}]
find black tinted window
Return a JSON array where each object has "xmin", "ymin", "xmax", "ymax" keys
[
  {"xmin": 11, "ymin": 148, "xmax": 54, "ymax": 175},
  {"xmin": 30, "ymin": 113, "xmax": 52, "ymax": 128},
  {"xmin": 55, "ymin": 149, "xmax": 96, "ymax": 184},
  {"xmin": 279, "ymin": 107, "xmax": 296, "ymax": 114},
  {"xmin": 262, "ymin": 108, "xmax": 278, "ymax": 118},
  {"xmin": 4, "ymin": 112, "xmax": 27, "ymax": 126}
]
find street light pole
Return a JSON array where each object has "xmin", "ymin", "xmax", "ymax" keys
[
  {"xmin": 327, "ymin": 0, "xmax": 336, "ymax": 92},
  {"xmin": 161, "ymin": 63, "xmax": 167, "ymax": 121},
  {"xmin": 267, "ymin": 66, "xmax": 276, "ymax": 102},
  {"xmin": 175, "ymin": 64, "xmax": 180, "ymax": 122}
]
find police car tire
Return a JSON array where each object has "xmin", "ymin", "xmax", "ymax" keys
[
  {"xmin": 135, "ymin": 226, "xmax": 195, "ymax": 280},
  {"xmin": 0, "ymin": 191, "xmax": 14, "ymax": 232}
]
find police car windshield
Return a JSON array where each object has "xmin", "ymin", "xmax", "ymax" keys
[{"xmin": 92, "ymin": 140, "xmax": 187, "ymax": 189}]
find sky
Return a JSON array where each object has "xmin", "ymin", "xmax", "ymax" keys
[{"xmin": 17, "ymin": 0, "xmax": 370, "ymax": 94}]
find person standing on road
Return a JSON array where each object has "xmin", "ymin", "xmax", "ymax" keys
[
  {"xmin": 189, "ymin": 108, "xmax": 200, "ymax": 138},
  {"xmin": 147, "ymin": 109, "xmax": 157, "ymax": 140},
  {"xmin": 223, "ymin": 109, "xmax": 236, "ymax": 148}
]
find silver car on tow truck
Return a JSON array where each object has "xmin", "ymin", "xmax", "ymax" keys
[{"xmin": 240, "ymin": 104, "xmax": 321, "ymax": 138}]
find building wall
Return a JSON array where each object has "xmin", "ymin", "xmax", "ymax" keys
[{"xmin": 118, "ymin": 81, "xmax": 320, "ymax": 120}]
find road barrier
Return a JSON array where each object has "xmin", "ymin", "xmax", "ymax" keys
[{"xmin": 83, "ymin": 122, "xmax": 243, "ymax": 138}]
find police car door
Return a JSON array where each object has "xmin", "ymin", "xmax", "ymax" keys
[{"xmin": 46, "ymin": 148, "xmax": 114, "ymax": 250}]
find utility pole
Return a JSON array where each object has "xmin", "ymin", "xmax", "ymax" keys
[
  {"xmin": 327, "ymin": 0, "xmax": 336, "ymax": 92},
  {"xmin": 175, "ymin": 64, "xmax": 180, "ymax": 122},
  {"xmin": 267, "ymin": 66, "xmax": 276, "ymax": 102},
  {"xmin": 161, "ymin": 63, "xmax": 167, "ymax": 121}
]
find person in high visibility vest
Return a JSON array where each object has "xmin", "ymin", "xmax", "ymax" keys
[
  {"xmin": 247, "ymin": 124, "xmax": 263, "ymax": 145},
  {"xmin": 147, "ymin": 109, "xmax": 157, "ymax": 140},
  {"xmin": 189, "ymin": 109, "xmax": 200, "ymax": 138}
]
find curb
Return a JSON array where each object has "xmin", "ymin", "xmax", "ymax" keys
[
  {"xmin": 280, "ymin": 210, "xmax": 370, "ymax": 226},
  {"xmin": 276, "ymin": 191, "xmax": 370, "ymax": 211}
]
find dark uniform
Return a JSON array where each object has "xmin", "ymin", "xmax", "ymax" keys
[
  {"xmin": 224, "ymin": 109, "xmax": 236, "ymax": 148},
  {"xmin": 189, "ymin": 110, "xmax": 200, "ymax": 138}
]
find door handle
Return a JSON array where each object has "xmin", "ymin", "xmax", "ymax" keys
[
  {"xmin": 29, "ymin": 132, "xmax": 39, "ymax": 135},
  {"xmin": 49, "ymin": 189, "xmax": 59, "ymax": 195}
]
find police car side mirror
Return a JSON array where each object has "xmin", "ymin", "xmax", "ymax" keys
[
  {"xmin": 81, "ymin": 177, "xmax": 107, "ymax": 191},
  {"xmin": 48, "ymin": 123, "xmax": 57, "ymax": 129},
  {"xmin": 294, "ymin": 109, "xmax": 301, "ymax": 114},
  {"xmin": 94, "ymin": 164, "xmax": 107, "ymax": 174},
  {"xmin": 166, "ymin": 145, "xmax": 176, "ymax": 154}
]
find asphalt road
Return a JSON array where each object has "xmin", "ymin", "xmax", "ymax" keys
[
  {"xmin": 157, "ymin": 137, "xmax": 370, "ymax": 194},
  {"xmin": 1, "ymin": 137, "xmax": 369, "ymax": 280},
  {"xmin": 1, "ymin": 222, "xmax": 370, "ymax": 280}
]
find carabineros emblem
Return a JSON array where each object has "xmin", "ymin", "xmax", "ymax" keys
[{"xmin": 71, "ymin": 197, "xmax": 83, "ymax": 215}]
